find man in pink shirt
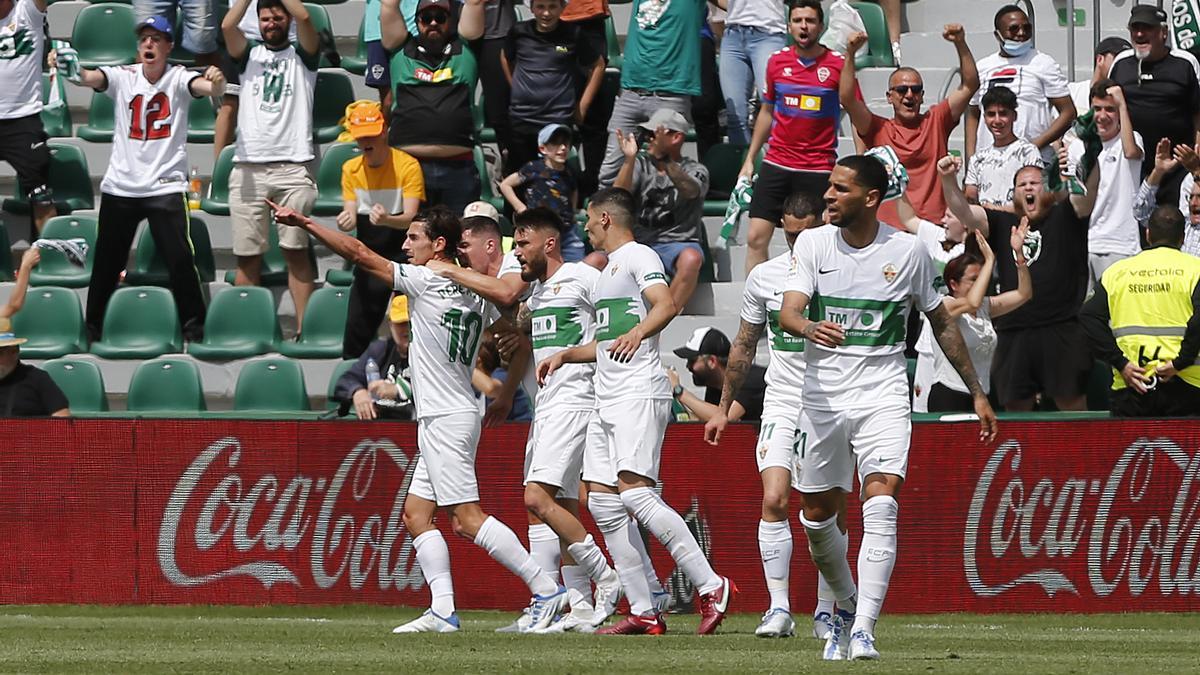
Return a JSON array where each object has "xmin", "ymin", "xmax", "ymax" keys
[{"xmin": 840, "ymin": 24, "xmax": 979, "ymax": 227}]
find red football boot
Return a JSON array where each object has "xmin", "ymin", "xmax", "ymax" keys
[
  {"xmin": 696, "ymin": 577, "xmax": 736, "ymax": 635},
  {"xmin": 596, "ymin": 613, "xmax": 667, "ymax": 635}
]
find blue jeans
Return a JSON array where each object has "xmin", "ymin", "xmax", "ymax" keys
[
  {"xmin": 718, "ymin": 26, "xmax": 788, "ymax": 145},
  {"xmin": 133, "ymin": 0, "xmax": 217, "ymax": 54},
  {"xmin": 650, "ymin": 241, "xmax": 703, "ymax": 277},
  {"xmin": 417, "ymin": 158, "xmax": 481, "ymax": 217},
  {"xmin": 561, "ymin": 225, "xmax": 585, "ymax": 262}
]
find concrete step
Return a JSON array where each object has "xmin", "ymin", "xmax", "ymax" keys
[{"xmin": 902, "ymin": 0, "xmax": 1137, "ymax": 37}]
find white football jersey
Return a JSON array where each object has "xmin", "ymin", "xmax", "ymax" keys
[
  {"xmin": 741, "ymin": 252, "xmax": 806, "ymax": 413},
  {"xmin": 98, "ymin": 65, "xmax": 198, "ymax": 198},
  {"xmin": 234, "ymin": 41, "xmax": 317, "ymax": 163},
  {"xmin": 590, "ymin": 241, "xmax": 672, "ymax": 403},
  {"xmin": 785, "ymin": 224, "xmax": 941, "ymax": 411},
  {"xmin": 391, "ymin": 261, "xmax": 499, "ymax": 419},
  {"xmin": 525, "ymin": 261, "xmax": 599, "ymax": 413},
  {"xmin": 0, "ymin": 0, "xmax": 45, "ymax": 118}
]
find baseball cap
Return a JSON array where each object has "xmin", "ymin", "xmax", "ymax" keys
[
  {"xmin": 345, "ymin": 99, "xmax": 386, "ymax": 139},
  {"xmin": 389, "ymin": 295, "xmax": 410, "ymax": 323},
  {"xmin": 639, "ymin": 108, "xmax": 691, "ymax": 134},
  {"xmin": 673, "ymin": 327, "xmax": 730, "ymax": 360},
  {"xmin": 462, "ymin": 200, "xmax": 500, "ymax": 224},
  {"xmin": 538, "ymin": 123, "xmax": 572, "ymax": 147},
  {"xmin": 1128, "ymin": 4, "xmax": 1166, "ymax": 27},
  {"xmin": 136, "ymin": 15, "xmax": 174, "ymax": 40},
  {"xmin": 1095, "ymin": 36, "xmax": 1132, "ymax": 56},
  {"xmin": 416, "ymin": 0, "xmax": 452, "ymax": 12},
  {"xmin": 0, "ymin": 318, "xmax": 27, "ymax": 348}
]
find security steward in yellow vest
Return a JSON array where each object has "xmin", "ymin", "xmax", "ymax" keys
[{"xmin": 1081, "ymin": 206, "xmax": 1200, "ymax": 416}]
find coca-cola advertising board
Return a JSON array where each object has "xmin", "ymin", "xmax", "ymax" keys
[{"xmin": 1, "ymin": 419, "xmax": 1197, "ymax": 612}]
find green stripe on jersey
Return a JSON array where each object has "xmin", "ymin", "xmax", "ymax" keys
[
  {"xmin": 594, "ymin": 297, "xmax": 640, "ymax": 341},
  {"xmin": 531, "ymin": 306, "xmax": 585, "ymax": 348},
  {"xmin": 810, "ymin": 294, "xmax": 906, "ymax": 347},
  {"xmin": 768, "ymin": 310, "xmax": 805, "ymax": 353}
]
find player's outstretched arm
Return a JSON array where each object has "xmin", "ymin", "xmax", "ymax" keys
[
  {"xmin": 267, "ymin": 200, "xmax": 394, "ymax": 286},
  {"xmin": 426, "ymin": 259, "xmax": 526, "ymax": 308},
  {"xmin": 705, "ymin": 318, "xmax": 764, "ymax": 445},
  {"xmin": 925, "ymin": 302, "xmax": 997, "ymax": 441}
]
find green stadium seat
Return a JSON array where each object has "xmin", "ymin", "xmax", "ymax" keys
[
  {"xmin": 850, "ymin": 1, "xmax": 895, "ymax": 68},
  {"xmin": 473, "ymin": 88, "xmax": 496, "ymax": 144},
  {"xmin": 304, "ymin": 3, "xmax": 337, "ymax": 68},
  {"xmin": 127, "ymin": 358, "xmax": 206, "ymax": 413},
  {"xmin": 186, "ymin": 95, "xmax": 217, "ymax": 143},
  {"xmin": 76, "ymin": 91, "xmax": 115, "ymax": 142},
  {"xmin": 40, "ymin": 74, "xmax": 72, "ymax": 138},
  {"xmin": 475, "ymin": 146, "xmax": 504, "ymax": 213},
  {"xmin": 89, "ymin": 286, "xmax": 183, "ymax": 359},
  {"xmin": 3, "ymin": 143, "xmax": 95, "ymax": 215},
  {"xmin": 313, "ymin": 142, "xmax": 362, "ymax": 216},
  {"xmin": 325, "ymin": 357, "xmax": 356, "ymax": 410},
  {"xmin": 605, "ymin": 15, "xmax": 622, "ymax": 70},
  {"xmin": 221, "ymin": 225, "xmax": 315, "ymax": 287},
  {"xmin": 72, "ymin": 3, "xmax": 138, "ymax": 67},
  {"xmin": 0, "ymin": 224, "xmax": 11, "ymax": 281},
  {"xmin": 200, "ymin": 145, "xmax": 234, "ymax": 215},
  {"xmin": 11, "ymin": 286, "xmax": 88, "ymax": 358},
  {"xmin": 325, "ymin": 263, "xmax": 354, "ymax": 286},
  {"xmin": 167, "ymin": 13, "xmax": 197, "ymax": 65},
  {"xmin": 234, "ymin": 358, "xmax": 310, "ymax": 411},
  {"xmin": 42, "ymin": 359, "xmax": 107, "ymax": 412},
  {"xmin": 278, "ymin": 286, "xmax": 349, "ymax": 358},
  {"xmin": 29, "ymin": 215, "xmax": 98, "ymax": 288},
  {"xmin": 313, "ymin": 71, "xmax": 356, "ymax": 143},
  {"xmin": 124, "ymin": 215, "xmax": 217, "ymax": 286},
  {"xmin": 701, "ymin": 143, "xmax": 749, "ymax": 217},
  {"xmin": 187, "ymin": 286, "xmax": 280, "ymax": 360},
  {"xmin": 341, "ymin": 18, "xmax": 368, "ymax": 75}
]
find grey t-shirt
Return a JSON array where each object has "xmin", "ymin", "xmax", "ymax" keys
[
  {"xmin": 628, "ymin": 153, "xmax": 710, "ymax": 244},
  {"xmin": 483, "ymin": 0, "xmax": 517, "ymax": 39}
]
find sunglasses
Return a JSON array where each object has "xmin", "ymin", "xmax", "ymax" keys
[
  {"xmin": 418, "ymin": 11, "xmax": 448, "ymax": 24},
  {"xmin": 890, "ymin": 85, "xmax": 924, "ymax": 96}
]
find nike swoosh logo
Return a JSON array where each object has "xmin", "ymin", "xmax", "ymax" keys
[
  {"xmin": 819, "ymin": 268, "xmax": 838, "ymax": 274},
  {"xmin": 30, "ymin": 141, "xmax": 44, "ymax": 150},
  {"xmin": 773, "ymin": 290, "xmax": 784, "ymax": 296}
]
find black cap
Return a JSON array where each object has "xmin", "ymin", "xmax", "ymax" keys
[
  {"xmin": 1095, "ymin": 36, "xmax": 1132, "ymax": 56},
  {"xmin": 673, "ymin": 328, "xmax": 731, "ymax": 360},
  {"xmin": 1128, "ymin": 4, "xmax": 1167, "ymax": 27}
]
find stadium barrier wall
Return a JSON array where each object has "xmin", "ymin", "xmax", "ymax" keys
[{"xmin": 2, "ymin": 419, "xmax": 1198, "ymax": 613}]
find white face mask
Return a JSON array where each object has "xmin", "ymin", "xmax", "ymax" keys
[{"xmin": 1000, "ymin": 37, "xmax": 1033, "ymax": 57}]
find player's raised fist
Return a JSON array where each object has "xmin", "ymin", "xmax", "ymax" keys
[{"xmin": 943, "ymin": 24, "xmax": 965, "ymax": 43}]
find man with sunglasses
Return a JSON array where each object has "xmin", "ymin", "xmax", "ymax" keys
[
  {"xmin": 380, "ymin": 0, "xmax": 485, "ymax": 216},
  {"xmin": 840, "ymin": 24, "xmax": 978, "ymax": 226}
]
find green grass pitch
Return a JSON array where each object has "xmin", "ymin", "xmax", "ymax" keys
[{"xmin": 3, "ymin": 606, "xmax": 1198, "ymax": 673}]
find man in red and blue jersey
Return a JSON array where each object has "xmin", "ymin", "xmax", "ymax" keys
[{"xmin": 738, "ymin": 0, "xmax": 860, "ymax": 273}]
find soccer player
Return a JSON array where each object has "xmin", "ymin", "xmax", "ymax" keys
[
  {"xmin": 434, "ymin": 207, "xmax": 623, "ymax": 632},
  {"xmin": 269, "ymin": 202, "xmax": 567, "ymax": 634},
  {"xmin": 779, "ymin": 156, "xmax": 998, "ymax": 659},
  {"xmin": 539, "ymin": 187, "xmax": 734, "ymax": 635},
  {"xmin": 704, "ymin": 190, "xmax": 839, "ymax": 640},
  {"xmin": 53, "ymin": 17, "xmax": 222, "ymax": 342}
]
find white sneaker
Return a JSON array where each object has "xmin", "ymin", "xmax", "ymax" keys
[
  {"xmin": 530, "ymin": 610, "xmax": 598, "ymax": 634},
  {"xmin": 822, "ymin": 610, "xmax": 853, "ymax": 660},
  {"xmin": 525, "ymin": 586, "xmax": 569, "ymax": 632},
  {"xmin": 812, "ymin": 611, "xmax": 833, "ymax": 640},
  {"xmin": 592, "ymin": 569, "xmax": 623, "ymax": 622},
  {"xmin": 392, "ymin": 610, "xmax": 460, "ymax": 634},
  {"xmin": 849, "ymin": 629, "xmax": 880, "ymax": 660},
  {"xmin": 495, "ymin": 606, "xmax": 532, "ymax": 633},
  {"xmin": 652, "ymin": 589, "xmax": 671, "ymax": 614},
  {"xmin": 754, "ymin": 608, "xmax": 795, "ymax": 638}
]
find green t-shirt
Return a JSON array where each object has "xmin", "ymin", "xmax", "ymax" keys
[{"xmin": 620, "ymin": 0, "xmax": 703, "ymax": 96}]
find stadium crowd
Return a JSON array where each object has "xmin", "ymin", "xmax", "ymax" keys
[{"xmin": 3, "ymin": 0, "xmax": 1200, "ymax": 658}]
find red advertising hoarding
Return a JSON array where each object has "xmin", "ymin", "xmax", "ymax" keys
[{"xmin": 1, "ymin": 419, "xmax": 1197, "ymax": 613}]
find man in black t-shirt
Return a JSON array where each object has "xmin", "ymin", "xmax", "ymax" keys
[
  {"xmin": 1109, "ymin": 4, "xmax": 1200, "ymax": 205},
  {"xmin": 942, "ymin": 154, "xmax": 1100, "ymax": 411},
  {"xmin": 501, "ymin": 0, "xmax": 604, "ymax": 174},
  {"xmin": 0, "ymin": 319, "xmax": 69, "ymax": 417},
  {"xmin": 668, "ymin": 327, "xmax": 767, "ymax": 422}
]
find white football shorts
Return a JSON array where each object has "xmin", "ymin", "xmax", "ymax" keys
[
  {"xmin": 408, "ymin": 411, "xmax": 483, "ymax": 507},
  {"xmin": 792, "ymin": 399, "xmax": 910, "ymax": 494},
  {"xmin": 524, "ymin": 408, "xmax": 589, "ymax": 500}
]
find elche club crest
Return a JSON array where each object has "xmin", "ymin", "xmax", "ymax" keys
[
  {"xmin": 882, "ymin": 262, "xmax": 899, "ymax": 283},
  {"xmin": 817, "ymin": 66, "xmax": 831, "ymax": 83}
]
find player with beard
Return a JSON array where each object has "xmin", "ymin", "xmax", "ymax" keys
[
  {"xmin": 539, "ymin": 187, "xmax": 735, "ymax": 636},
  {"xmin": 53, "ymin": 17, "xmax": 224, "ymax": 343},
  {"xmin": 269, "ymin": 202, "xmax": 568, "ymax": 634},
  {"xmin": 780, "ymin": 155, "xmax": 997, "ymax": 660},
  {"xmin": 942, "ymin": 151, "xmax": 1100, "ymax": 412}
]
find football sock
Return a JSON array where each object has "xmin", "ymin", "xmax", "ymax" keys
[
  {"xmin": 474, "ymin": 516, "xmax": 558, "ymax": 597},
  {"xmin": 621, "ymin": 487, "xmax": 723, "ymax": 596},
  {"xmin": 800, "ymin": 511, "xmax": 856, "ymax": 614},
  {"xmin": 413, "ymin": 530, "xmax": 455, "ymax": 617},
  {"xmin": 566, "ymin": 534, "xmax": 615, "ymax": 583},
  {"xmin": 852, "ymin": 495, "xmax": 898, "ymax": 636},
  {"xmin": 588, "ymin": 491, "xmax": 654, "ymax": 616},
  {"xmin": 758, "ymin": 518, "xmax": 792, "ymax": 612},
  {"xmin": 527, "ymin": 523, "xmax": 561, "ymax": 585},
  {"xmin": 560, "ymin": 565, "xmax": 593, "ymax": 612},
  {"xmin": 625, "ymin": 519, "xmax": 666, "ymax": 595}
]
